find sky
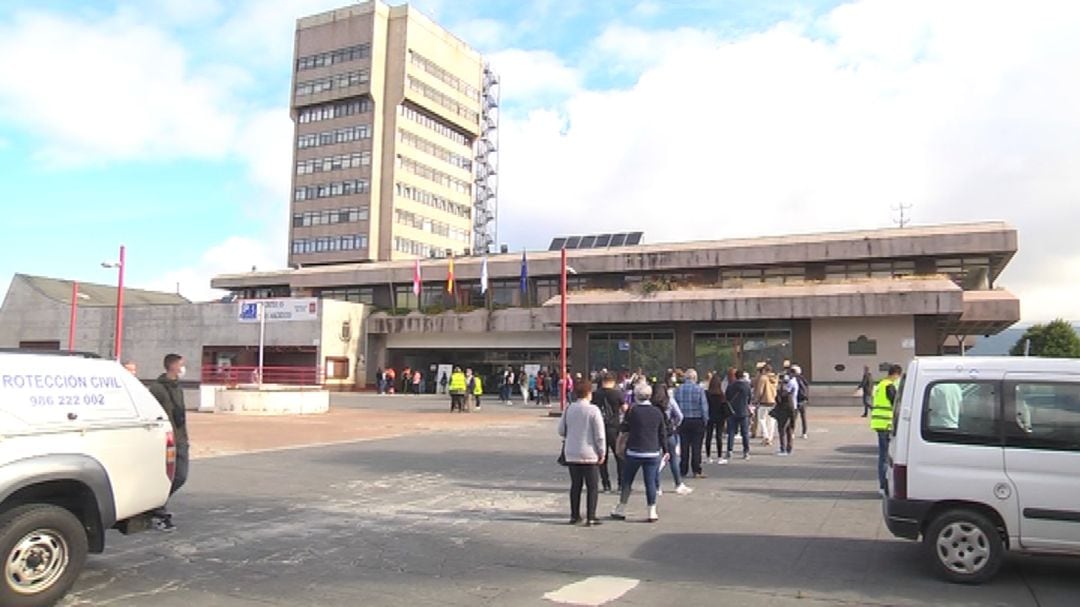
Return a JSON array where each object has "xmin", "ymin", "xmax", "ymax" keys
[{"xmin": 1, "ymin": 0, "xmax": 1078, "ymax": 322}]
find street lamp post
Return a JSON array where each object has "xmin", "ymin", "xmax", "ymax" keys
[
  {"xmin": 560, "ymin": 247, "xmax": 568, "ymax": 412},
  {"xmin": 101, "ymin": 245, "xmax": 126, "ymax": 361}
]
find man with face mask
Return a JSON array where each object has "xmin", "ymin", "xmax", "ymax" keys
[{"xmin": 148, "ymin": 353, "xmax": 189, "ymax": 531}]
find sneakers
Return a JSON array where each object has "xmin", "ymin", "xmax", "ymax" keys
[
  {"xmin": 776, "ymin": 450, "xmax": 789, "ymax": 457},
  {"xmin": 153, "ymin": 515, "xmax": 176, "ymax": 533},
  {"xmin": 742, "ymin": 452, "xmax": 751, "ymax": 460},
  {"xmin": 602, "ymin": 483, "xmax": 613, "ymax": 493},
  {"xmin": 716, "ymin": 458, "xmax": 729, "ymax": 465},
  {"xmin": 675, "ymin": 484, "xmax": 693, "ymax": 495},
  {"xmin": 801, "ymin": 433, "xmax": 808, "ymax": 439},
  {"xmin": 586, "ymin": 519, "xmax": 603, "ymax": 527},
  {"xmin": 656, "ymin": 488, "xmax": 663, "ymax": 497},
  {"xmin": 613, "ymin": 502, "xmax": 629, "ymax": 518},
  {"xmin": 693, "ymin": 472, "xmax": 708, "ymax": 479},
  {"xmin": 706, "ymin": 457, "xmax": 714, "ymax": 464},
  {"xmin": 647, "ymin": 505, "xmax": 659, "ymax": 522}
]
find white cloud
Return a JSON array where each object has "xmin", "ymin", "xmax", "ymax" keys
[
  {"xmin": 0, "ymin": 11, "xmax": 239, "ymax": 166},
  {"xmin": 496, "ymin": 0, "xmax": 1080, "ymax": 322},
  {"xmin": 145, "ymin": 236, "xmax": 283, "ymax": 302},
  {"xmin": 487, "ymin": 49, "xmax": 581, "ymax": 106},
  {"xmin": 450, "ymin": 17, "xmax": 506, "ymax": 50}
]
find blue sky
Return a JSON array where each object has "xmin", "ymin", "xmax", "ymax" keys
[{"xmin": 1, "ymin": 0, "xmax": 1079, "ymax": 321}]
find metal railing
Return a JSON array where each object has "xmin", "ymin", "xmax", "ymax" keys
[{"xmin": 201, "ymin": 365, "xmax": 323, "ymax": 387}]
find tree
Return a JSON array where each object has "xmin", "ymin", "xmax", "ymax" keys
[{"xmin": 1009, "ymin": 319, "xmax": 1080, "ymax": 358}]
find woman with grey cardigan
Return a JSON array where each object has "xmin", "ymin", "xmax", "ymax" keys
[{"xmin": 558, "ymin": 380, "xmax": 607, "ymax": 526}]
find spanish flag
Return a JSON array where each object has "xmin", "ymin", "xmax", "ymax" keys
[{"xmin": 447, "ymin": 257, "xmax": 455, "ymax": 294}]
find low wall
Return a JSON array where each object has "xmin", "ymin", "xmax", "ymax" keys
[{"xmin": 214, "ymin": 385, "xmax": 329, "ymax": 415}]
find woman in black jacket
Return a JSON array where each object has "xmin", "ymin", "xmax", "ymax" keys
[
  {"xmin": 705, "ymin": 370, "xmax": 732, "ymax": 464},
  {"xmin": 611, "ymin": 382, "xmax": 669, "ymax": 523}
]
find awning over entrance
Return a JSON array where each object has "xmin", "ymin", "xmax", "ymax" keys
[{"xmin": 937, "ymin": 290, "xmax": 1022, "ymax": 337}]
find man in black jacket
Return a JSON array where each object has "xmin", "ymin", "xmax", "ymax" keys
[
  {"xmin": 724, "ymin": 372, "xmax": 754, "ymax": 460},
  {"xmin": 591, "ymin": 372, "xmax": 626, "ymax": 492},
  {"xmin": 148, "ymin": 353, "xmax": 189, "ymax": 532}
]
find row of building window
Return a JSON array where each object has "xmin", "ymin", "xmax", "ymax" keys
[
  {"xmin": 296, "ymin": 151, "xmax": 371, "ymax": 175},
  {"xmin": 398, "ymin": 129, "xmax": 472, "ymax": 171},
  {"xmin": 318, "ymin": 286, "xmax": 375, "ymax": 305},
  {"xmin": 397, "ymin": 155, "xmax": 472, "ymax": 195},
  {"xmin": 394, "ymin": 209, "xmax": 470, "ymax": 243},
  {"xmin": 395, "ymin": 182, "xmax": 471, "ymax": 219},
  {"xmin": 297, "ymin": 98, "xmax": 372, "ymax": 124},
  {"xmin": 297, "ymin": 124, "xmax": 371, "ymax": 149},
  {"xmin": 408, "ymin": 50, "xmax": 480, "ymax": 100},
  {"xmin": 407, "ymin": 77, "xmax": 479, "ymax": 124},
  {"xmin": 292, "ymin": 207, "xmax": 368, "ymax": 228},
  {"xmin": 296, "ymin": 70, "xmax": 369, "ymax": 97},
  {"xmin": 292, "ymin": 234, "xmax": 368, "ymax": 255},
  {"xmin": 393, "ymin": 236, "xmax": 437, "ymax": 258},
  {"xmin": 294, "ymin": 179, "xmax": 370, "ymax": 201},
  {"xmin": 398, "ymin": 104, "xmax": 470, "ymax": 147},
  {"xmin": 297, "ymin": 44, "xmax": 371, "ymax": 71}
]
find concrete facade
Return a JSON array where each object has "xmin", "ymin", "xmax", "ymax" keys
[
  {"xmin": 809, "ymin": 316, "xmax": 916, "ymax": 383},
  {"xmin": 289, "ymin": 0, "xmax": 483, "ymax": 266}
]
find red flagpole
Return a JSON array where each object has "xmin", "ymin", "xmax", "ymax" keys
[{"xmin": 560, "ymin": 247, "xmax": 568, "ymax": 412}]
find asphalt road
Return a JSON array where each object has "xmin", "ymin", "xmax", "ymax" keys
[{"xmin": 60, "ymin": 404, "xmax": 1080, "ymax": 606}]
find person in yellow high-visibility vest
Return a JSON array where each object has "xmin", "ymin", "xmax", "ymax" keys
[
  {"xmin": 472, "ymin": 373, "xmax": 484, "ymax": 411},
  {"xmin": 872, "ymin": 364, "xmax": 904, "ymax": 495},
  {"xmin": 448, "ymin": 367, "xmax": 467, "ymax": 412}
]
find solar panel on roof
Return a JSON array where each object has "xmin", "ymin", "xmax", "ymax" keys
[
  {"xmin": 578, "ymin": 235, "xmax": 596, "ymax": 248},
  {"xmin": 626, "ymin": 232, "xmax": 643, "ymax": 245},
  {"xmin": 609, "ymin": 233, "xmax": 627, "ymax": 247},
  {"xmin": 549, "ymin": 238, "xmax": 567, "ymax": 251},
  {"xmin": 565, "ymin": 236, "xmax": 582, "ymax": 249},
  {"xmin": 549, "ymin": 232, "xmax": 644, "ymax": 250},
  {"xmin": 594, "ymin": 234, "xmax": 612, "ymax": 247}
]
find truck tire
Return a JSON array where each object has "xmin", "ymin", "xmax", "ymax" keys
[
  {"xmin": 923, "ymin": 508, "xmax": 1004, "ymax": 584},
  {"xmin": 0, "ymin": 504, "xmax": 89, "ymax": 607}
]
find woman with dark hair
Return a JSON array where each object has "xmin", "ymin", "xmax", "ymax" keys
[
  {"xmin": 705, "ymin": 371, "xmax": 731, "ymax": 464},
  {"xmin": 611, "ymin": 382, "xmax": 670, "ymax": 522},
  {"xmin": 558, "ymin": 380, "xmax": 606, "ymax": 526},
  {"xmin": 652, "ymin": 382, "xmax": 692, "ymax": 496}
]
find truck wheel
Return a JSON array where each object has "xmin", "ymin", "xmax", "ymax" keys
[
  {"xmin": 924, "ymin": 508, "xmax": 1004, "ymax": 584},
  {"xmin": 0, "ymin": 504, "xmax": 88, "ymax": 607}
]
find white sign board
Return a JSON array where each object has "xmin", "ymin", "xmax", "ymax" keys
[
  {"xmin": 238, "ymin": 298, "xmax": 319, "ymax": 323},
  {"xmin": 901, "ymin": 338, "xmax": 916, "ymax": 350}
]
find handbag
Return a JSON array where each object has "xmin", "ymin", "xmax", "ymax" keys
[
  {"xmin": 615, "ymin": 432, "xmax": 629, "ymax": 459},
  {"xmin": 557, "ymin": 441, "xmax": 568, "ymax": 466}
]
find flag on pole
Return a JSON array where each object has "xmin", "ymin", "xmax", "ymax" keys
[
  {"xmin": 520, "ymin": 251, "xmax": 529, "ymax": 293},
  {"xmin": 480, "ymin": 256, "xmax": 489, "ymax": 294},
  {"xmin": 447, "ymin": 257, "xmax": 455, "ymax": 294},
  {"xmin": 412, "ymin": 259, "xmax": 422, "ymax": 297}
]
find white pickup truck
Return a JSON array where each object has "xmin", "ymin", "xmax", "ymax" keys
[{"xmin": 0, "ymin": 350, "xmax": 175, "ymax": 607}]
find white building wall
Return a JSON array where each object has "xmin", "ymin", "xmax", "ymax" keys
[{"xmin": 810, "ymin": 316, "xmax": 916, "ymax": 383}]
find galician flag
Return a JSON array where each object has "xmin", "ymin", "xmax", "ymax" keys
[
  {"xmin": 412, "ymin": 259, "xmax": 421, "ymax": 297},
  {"xmin": 480, "ymin": 256, "xmax": 489, "ymax": 294},
  {"xmin": 447, "ymin": 257, "xmax": 455, "ymax": 294}
]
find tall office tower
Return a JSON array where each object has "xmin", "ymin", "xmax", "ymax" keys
[{"xmin": 288, "ymin": 1, "xmax": 488, "ymax": 265}]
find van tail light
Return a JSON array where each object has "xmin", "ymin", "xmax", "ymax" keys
[
  {"xmin": 166, "ymin": 431, "xmax": 177, "ymax": 482},
  {"xmin": 893, "ymin": 464, "xmax": 908, "ymax": 500}
]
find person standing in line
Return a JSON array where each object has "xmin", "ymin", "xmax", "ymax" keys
[
  {"xmin": 471, "ymin": 369, "xmax": 483, "ymax": 411},
  {"xmin": 412, "ymin": 369, "xmax": 423, "ymax": 395},
  {"xmin": 705, "ymin": 372, "xmax": 731, "ymax": 464},
  {"xmin": 724, "ymin": 371, "xmax": 754, "ymax": 460},
  {"xmin": 653, "ymin": 382, "xmax": 692, "ymax": 496},
  {"xmin": 448, "ymin": 366, "xmax": 466, "ymax": 412},
  {"xmin": 793, "ymin": 365, "xmax": 809, "ymax": 439},
  {"xmin": 147, "ymin": 353, "xmax": 189, "ymax": 532},
  {"xmin": 611, "ymin": 382, "xmax": 669, "ymax": 523},
  {"xmin": 529, "ymin": 373, "xmax": 538, "ymax": 405},
  {"xmin": 559, "ymin": 380, "xmax": 607, "ymax": 526},
  {"xmin": 776, "ymin": 370, "xmax": 799, "ymax": 455},
  {"xmin": 859, "ymin": 366, "xmax": 874, "ymax": 417},
  {"xmin": 375, "ymin": 368, "xmax": 385, "ymax": 395},
  {"xmin": 464, "ymin": 368, "xmax": 477, "ymax": 411},
  {"xmin": 386, "ymin": 367, "xmax": 396, "ymax": 395},
  {"xmin": 439, "ymin": 372, "xmax": 448, "ymax": 395},
  {"xmin": 674, "ymin": 369, "xmax": 709, "ymax": 479},
  {"xmin": 754, "ymin": 364, "xmax": 779, "ymax": 447},
  {"xmin": 591, "ymin": 372, "xmax": 626, "ymax": 493},
  {"xmin": 500, "ymin": 367, "xmax": 513, "ymax": 404},
  {"xmin": 519, "ymin": 369, "xmax": 530, "ymax": 405},
  {"xmin": 401, "ymin": 366, "xmax": 411, "ymax": 395},
  {"xmin": 872, "ymin": 365, "xmax": 903, "ymax": 496}
]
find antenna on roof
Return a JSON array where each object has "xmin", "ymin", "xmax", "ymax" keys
[{"xmin": 892, "ymin": 203, "xmax": 913, "ymax": 228}]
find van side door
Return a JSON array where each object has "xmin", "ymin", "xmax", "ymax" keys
[{"xmin": 1002, "ymin": 374, "xmax": 1080, "ymax": 551}]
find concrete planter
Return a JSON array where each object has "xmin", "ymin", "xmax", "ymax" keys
[{"xmin": 214, "ymin": 385, "xmax": 330, "ymax": 415}]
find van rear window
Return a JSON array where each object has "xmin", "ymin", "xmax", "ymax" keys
[
  {"xmin": 1006, "ymin": 382, "xmax": 1080, "ymax": 451},
  {"xmin": 921, "ymin": 381, "xmax": 1002, "ymax": 446}
]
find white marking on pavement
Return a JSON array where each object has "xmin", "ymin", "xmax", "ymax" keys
[{"xmin": 543, "ymin": 576, "xmax": 640, "ymax": 606}]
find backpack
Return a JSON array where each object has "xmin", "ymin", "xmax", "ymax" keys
[{"xmin": 796, "ymin": 375, "xmax": 809, "ymax": 402}]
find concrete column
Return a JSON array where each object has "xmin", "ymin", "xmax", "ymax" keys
[
  {"xmin": 792, "ymin": 319, "xmax": 813, "ymax": 381},
  {"xmin": 913, "ymin": 315, "xmax": 940, "ymax": 356},
  {"xmin": 570, "ymin": 327, "xmax": 586, "ymax": 375},
  {"xmin": 675, "ymin": 324, "xmax": 694, "ymax": 370}
]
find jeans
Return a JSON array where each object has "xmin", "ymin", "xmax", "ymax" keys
[
  {"xmin": 568, "ymin": 463, "xmax": 600, "ymax": 521},
  {"xmin": 599, "ymin": 426, "xmax": 623, "ymax": 489},
  {"xmin": 705, "ymin": 417, "xmax": 727, "ymax": 458},
  {"xmin": 862, "ymin": 393, "xmax": 872, "ymax": 416},
  {"xmin": 797, "ymin": 400, "xmax": 808, "ymax": 435},
  {"xmin": 776, "ymin": 402, "xmax": 795, "ymax": 453},
  {"xmin": 660, "ymin": 435, "xmax": 683, "ymax": 490},
  {"xmin": 757, "ymin": 404, "xmax": 777, "ymax": 443},
  {"xmin": 727, "ymin": 416, "xmax": 751, "ymax": 456},
  {"xmin": 679, "ymin": 418, "xmax": 706, "ymax": 476},
  {"xmin": 500, "ymin": 385, "xmax": 511, "ymax": 402},
  {"xmin": 620, "ymin": 455, "xmax": 661, "ymax": 506},
  {"xmin": 877, "ymin": 431, "xmax": 891, "ymax": 492}
]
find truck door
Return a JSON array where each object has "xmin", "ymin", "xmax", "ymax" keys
[{"xmin": 1002, "ymin": 374, "xmax": 1080, "ymax": 551}]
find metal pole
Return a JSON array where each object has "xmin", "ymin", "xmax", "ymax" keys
[
  {"xmin": 68, "ymin": 281, "xmax": 78, "ymax": 352},
  {"xmin": 560, "ymin": 247, "xmax": 568, "ymax": 412},
  {"xmin": 258, "ymin": 302, "xmax": 266, "ymax": 386},
  {"xmin": 114, "ymin": 245, "xmax": 126, "ymax": 361}
]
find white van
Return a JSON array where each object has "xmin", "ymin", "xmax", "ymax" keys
[
  {"xmin": 884, "ymin": 356, "xmax": 1080, "ymax": 584},
  {"xmin": 0, "ymin": 350, "xmax": 175, "ymax": 607}
]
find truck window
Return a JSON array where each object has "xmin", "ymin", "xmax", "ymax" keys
[
  {"xmin": 1005, "ymin": 382, "xmax": 1080, "ymax": 452},
  {"xmin": 921, "ymin": 381, "xmax": 1002, "ymax": 446}
]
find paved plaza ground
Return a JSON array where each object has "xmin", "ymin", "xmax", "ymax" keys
[{"xmin": 60, "ymin": 394, "xmax": 1080, "ymax": 606}]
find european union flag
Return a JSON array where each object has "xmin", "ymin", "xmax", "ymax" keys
[{"xmin": 520, "ymin": 251, "xmax": 528, "ymax": 293}]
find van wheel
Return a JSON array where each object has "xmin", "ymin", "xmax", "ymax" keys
[
  {"xmin": 924, "ymin": 509, "xmax": 1003, "ymax": 584},
  {"xmin": 0, "ymin": 504, "xmax": 88, "ymax": 607}
]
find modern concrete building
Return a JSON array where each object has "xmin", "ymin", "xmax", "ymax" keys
[
  {"xmin": 288, "ymin": 0, "xmax": 486, "ymax": 268},
  {"xmin": 213, "ymin": 222, "xmax": 1023, "ymax": 393},
  {"xmin": 0, "ymin": 275, "xmax": 365, "ymax": 389}
]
